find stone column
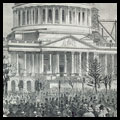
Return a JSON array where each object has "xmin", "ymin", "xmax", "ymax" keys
[
  {"xmin": 39, "ymin": 53, "xmax": 41, "ymax": 74},
  {"xmin": 79, "ymin": 52, "xmax": 82, "ymax": 76},
  {"xmin": 64, "ymin": 53, "xmax": 67, "ymax": 76},
  {"xmin": 16, "ymin": 10, "xmax": 18, "ymax": 27},
  {"xmin": 67, "ymin": 7, "xmax": 69, "ymax": 24},
  {"xmin": 85, "ymin": 8, "xmax": 87, "ymax": 26},
  {"xmin": 14, "ymin": 11, "xmax": 16, "ymax": 27},
  {"xmin": 38, "ymin": 7, "xmax": 41, "ymax": 24},
  {"xmin": 60, "ymin": 7, "xmax": 62, "ymax": 24},
  {"xmin": 89, "ymin": 9, "xmax": 92, "ymax": 27},
  {"xmin": 32, "ymin": 53, "xmax": 35, "ymax": 76},
  {"xmin": 20, "ymin": 9, "xmax": 23, "ymax": 26},
  {"xmin": 112, "ymin": 54, "xmax": 114, "ymax": 77},
  {"xmin": 74, "ymin": 54, "xmax": 76, "ymax": 73},
  {"xmin": 41, "ymin": 53, "xmax": 44, "ymax": 73},
  {"xmin": 52, "ymin": 7, "xmax": 55, "ymax": 24},
  {"xmin": 75, "ymin": 8, "xmax": 77, "ymax": 25},
  {"xmin": 86, "ymin": 52, "xmax": 89, "ymax": 75},
  {"xmin": 71, "ymin": 52, "xmax": 75, "ymax": 76},
  {"xmin": 105, "ymin": 54, "xmax": 107, "ymax": 75},
  {"xmin": 24, "ymin": 52, "xmax": 27, "ymax": 76},
  {"xmin": 25, "ymin": 8, "xmax": 27, "ymax": 25},
  {"xmin": 56, "ymin": 53, "xmax": 60, "ymax": 76},
  {"xmin": 16, "ymin": 53, "xmax": 19, "ymax": 76},
  {"xmin": 13, "ymin": 10, "xmax": 15, "ymax": 27},
  {"xmin": 80, "ymin": 8, "xmax": 83, "ymax": 26},
  {"xmin": 45, "ymin": 7, "xmax": 48, "ymax": 24},
  {"xmin": 34, "ymin": 8, "xmax": 36, "ymax": 24},
  {"xmin": 29, "ymin": 8, "xmax": 31, "ymax": 24},
  {"xmin": 49, "ymin": 54, "xmax": 52, "ymax": 73},
  {"xmin": 31, "ymin": 8, "xmax": 33, "ymax": 24}
]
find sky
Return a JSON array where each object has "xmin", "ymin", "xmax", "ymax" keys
[{"xmin": 3, "ymin": 3, "xmax": 117, "ymax": 37}]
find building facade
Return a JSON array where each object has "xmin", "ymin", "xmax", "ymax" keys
[{"xmin": 6, "ymin": 3, "xmax": 117, "ymax": 92}]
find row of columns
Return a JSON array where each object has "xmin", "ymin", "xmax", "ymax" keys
[
  {"xmin": 13, "ymin": 6, "xmax": 91, "ymax": 27},
  {"xmin": 12, "ymin": 52, "xmax": 116, "ymax": 77}
]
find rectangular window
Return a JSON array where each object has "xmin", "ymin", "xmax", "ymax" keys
[
  {"xmin": 27, "ymin": 10, "xmax": 29, "ymax": 24},
  {"xmin": 62, "ymin": 10, "xmax": 65, "ymax": 23},
  {"xmin": 43, "ymin": 9, "xmax": 46, "ymax": 23},
  {"xmin": 82, "ymin": 12, "xmax": 85, "ymax": 25},
  {"xmin": 18, "ymin": 11, "xmax": 20, "ymax": 26},
  {"xmin": 48, "ymin": 9, "xmax": 52, "ymax": 23},
  {"xmin": 69, "ymin": 11, "xmax": 72, "ymax": 24},
  {"xmin": 55, "ymin": 9, "xmax": 59, "ymax": 23},
  {"xmin": 78, "ymin": 12, "xmax": 81, "ymax": 24},
  {"xmin": 22, "ymin": 11, "xmax": 25, "ymax": 25},
  {"xmin": 35, "ymin": 9, "xmax": 38, "ymax": 24},
  {"xmin": 73, "ymin": 12, "xmax": 75, "ymax": 24}
]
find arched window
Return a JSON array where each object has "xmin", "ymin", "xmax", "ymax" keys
[
  {"xmin": 22, "ymin": 10, "xmax": 25, "ymax": 25},
  {"xmin": 48, "ymin": 9, "xmax": 52, "ymax": 23},
  {"xmin": 43, "ymin": 9, "xmax": 46, "ymax": 23},
  {"xmin": 35, "ymin": 9, "xmax": 38, "ymax": 24},
  {"xmin": 27, "ymin": 10, "xmax": 29, "ymax": 24},
  {"xmin": 18, "ymin": 10, "xmax": 20, "ymax": 26},
  {"xmin": 55, "ymin": 9, "xmax": 59, "ymax": 23},
  {"xmin": 78, "ymin": 12, "xmax": 81, "ymax": 24},
  {"xmin": 62, "ymin": 10, "xmax": 65, "ymax": 23},
  {"xmin": 69, "ymin": 11, "xmax": 72, "ymax": 24},
  {"xmin": 18, "ymin": 80, "xmax": 24, "ymax": 91},
  {"xmin": 27, "ymin": 81, "xmax": 31, "ymax": 92},
  {"xmin": 11, "ymin": 80, "xmax": 16, "ymax": 92}
]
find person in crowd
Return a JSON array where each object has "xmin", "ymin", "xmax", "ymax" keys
[{"xmin": 82, "ymin": 107, "xmax": 95, "ymax": 117}]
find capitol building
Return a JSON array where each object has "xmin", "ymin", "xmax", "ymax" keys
[{"xmin": 4, "ymin": 3, "xmax": 117, "ymax": 92}]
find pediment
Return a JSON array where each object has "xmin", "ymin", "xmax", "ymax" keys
[{"xmin": 44, "ymin": 36, "xmax": 96, "ymax": 49}]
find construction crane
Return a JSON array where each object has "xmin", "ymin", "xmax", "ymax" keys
[{"xmin": 98, "ymin": 19, "xmax": 117, "ymax": 43}]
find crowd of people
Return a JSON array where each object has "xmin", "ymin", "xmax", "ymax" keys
[{"xmin": 3, "ymin": 89, "xmax": 117, "ymax": 117}]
